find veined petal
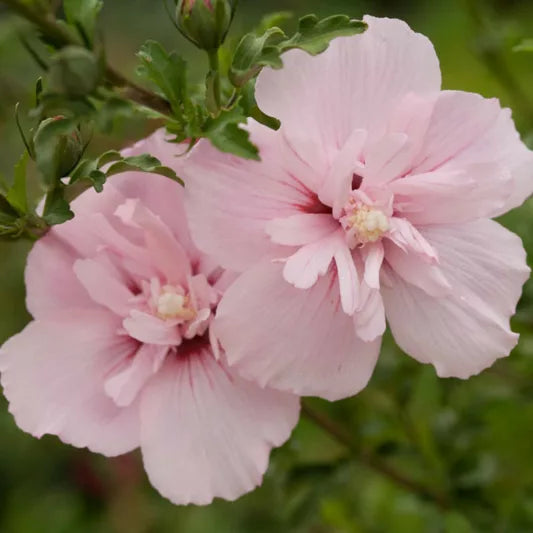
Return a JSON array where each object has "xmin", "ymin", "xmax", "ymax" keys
[
  {"xmin": 265, "ymin": 213, "xmax": 338, "ymax": 246},
  {"xmin": 283, "ymin": 231, "xmax": 342, "ymax": 289},
  {"xmin": 139, "ymin": 348, "xmax": 299, "ymax": 505},
  {"xmin": 0, "ymin": 310, "xmax": 140, "ymax": 456},
  {"xmin": 215, "ymin": 261, "xmax": 381, "ymax": 401},
  {"xmin": 382, "ymin": 220, "xmax": 529, "ymax": 378},
  {"xmin": 255, "ymin": 16, "xmax": 441, "ymax": 167}
]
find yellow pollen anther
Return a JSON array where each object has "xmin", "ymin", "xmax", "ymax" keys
[
  {"xmin": 156, "ymin": 291, "xmax": 196, "ymax": 320},
  {"xmin": 346, "ymin": 205, "xmax": 389, "ymax": 244}
]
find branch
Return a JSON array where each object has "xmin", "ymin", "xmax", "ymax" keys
[
  {"xmin": 301, "ymin": 400, "xmax": 451, "ymax": 510},
  {"xmin": 1, "ymin": 0, "xmax": 172, "ymax": 116}
]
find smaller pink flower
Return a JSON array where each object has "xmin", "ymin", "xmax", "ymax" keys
[{"xmin": 0, "ymin": 131, "xmax": 299, "ymax": 505}]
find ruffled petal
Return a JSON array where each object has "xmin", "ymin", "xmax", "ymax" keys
[
  {"xmin": 255, "ymin": 16, "xmax": 441, "ymax": 168},
  {"xmin": 215, "ymin": 261, "xmax": 381, "ymax": 400},
  {"xmin": 183, "ymin": 123, "xmax": 320, "ymax": 272},
  {"xmin": 382, "ymin": 220, "xmax": 529, "ymax": 378},
  {"xmin": 0, "ymin": 310, "xmax": 140, "ymax": 456},
  {"xmin": 139, "ymin": 348, "xmax": 299, "ymax": 505},
  {"xmin": 412, "ymin": 90, "xmax": 533, "ymax": 214}
]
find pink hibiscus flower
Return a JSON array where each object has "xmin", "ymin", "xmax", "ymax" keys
[
  {"xmin": 0, "ymin": 131, "xmax": 300, "ymax": 505},
  {"xmin": 183, "ymin": 16, "xmax": 532, "ymax": 401}
]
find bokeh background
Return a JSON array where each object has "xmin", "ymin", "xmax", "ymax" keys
[{"xmin": 1, "ymin": 0, "xmax": 533, "ymax": 531}]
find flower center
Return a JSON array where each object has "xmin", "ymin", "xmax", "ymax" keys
[
  {"xmin": 341, "ymin": 202, "xmax": 390, "ymax": 247},
  {"xmin": 156, "ymin": 287, "xmax": 197, "ymax": 321}
]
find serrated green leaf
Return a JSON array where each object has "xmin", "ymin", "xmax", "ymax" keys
[
  {"xmin": 205, "ymin": 110, "xmax": 259, "ymax": 160},
  {"xmin": 281, "ymin": 14, "xmax": 367, "ymax": 55},
  {"xmin": 42, "ymin": 187, "xmax": 74, "ymax": 225},
  {"xmin": 137, "ymin": 41, "xmax": 187, "ymax": 117},
  {"xmin": 230, "ymin": 28, "xmax": 286, "ymax": 87},
  {"xmin": 105, "ymin": 154, "xmax": 183, "ymax": 184},
  {"xmin": 6, "ymin": 152, "xmax": 29, "ymax": 215},
  {"xmin": 229, "ymin": 15, "xmax": 366, "ymax": 89},
  {"xmin": 63, "ymin": 0, "xmax": 103, "ymax": 46}
]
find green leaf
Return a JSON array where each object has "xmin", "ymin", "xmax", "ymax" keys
[
  {"xmin": 230, "ymin": 28, "xmax": 286, "ymax": 87},
  {"xmin": 105, "ymin": 154, "xmax": 183, "ymax": 184},
  {"xmin": 137, "ymin": 41, "xmax": 187, "ymax": 117},
  {"xmin": 229, "ymin": 15, "xmax": 366, "ymax": 88},
  {"xmin": 205, "ymin": 110, "xmax": 259, "ymax": 160},
  {"xmin": 63, "ymin": 0, "xmax": 103, "ymax": 45},
  {"xmin": 42, "ymin": 187, "xmax": 75, "ymax": 225},
  {"xmin": 281, "ymin": 14, "xmax": 367, "ymax": 55},
  {"xmin": 514, "ymin": 38, "xmax": 533, "ymax": 52},
  {"xmin": 6, "ymin": 152, "xmax": 29, "ymax": 215}
]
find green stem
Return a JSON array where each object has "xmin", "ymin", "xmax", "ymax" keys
[
  {"xmin": 207, "ymin": 48, "xmax": 221, "ymax": 112},
  {"xmin": 301, "ymin": 401, "xmax": 451, "ymax": 510},
  {"xmin": 1, "ymin": 0, "xmax": 172, "ymax": 116}
]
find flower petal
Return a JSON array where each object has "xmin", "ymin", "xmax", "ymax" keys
[
  {"xmin": 183, "ymin": 124, "xmax": 319, "ymax": 272},
  {"xmin": 139, "ymin": 348, "xmax": 299, "ymax": 505},
  {"xmin": 215, "ymin": 261, "xmax": 381, "ymax": 400},
  {"xmin": 412, "ymin": 90, "xmax": 533, "ymax": 213},
  {"xmin": 265, "ymin": 213, "xmax": 338, "ymax": 246},
  {"xmin": 255, "ymin": 15, "xmax": 441, "ymax": 167},
  {"xmin": 25, "ymin": 232, "xmax": 94, "ymax": 318},
  {"xmin": 0, "ymin": 310, "xmax": 140, "ymax": 456},
  {"xmin": 382, "ymin": 220, "xmax": 529, "ymax": 378},
  {"xmin": 123, "ymin": 310, "xmax": 182, "ymax": 346},
  {"xmin": 74, "ymin": 258, "xmax": 135, "ymax": 317},
  {"xmin": 105, "ymin": 343, "xmax": 168, "ymax": 407}
]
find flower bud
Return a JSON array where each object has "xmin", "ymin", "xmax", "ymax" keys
[
  {"xmin": 47, "ymin": 46, "xmax": 102, "ymax": 97},
  {"xmin": 176, "ymin": 0, "xmax": 236, "ymax": 51},
  {"xmin": 33, "ymin": 116, "xmax": 84, "ymax": 188}
]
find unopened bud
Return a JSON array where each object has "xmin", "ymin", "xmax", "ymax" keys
[
  {"xmin": 47, "ymin": 46, "xmax": 102, "ymax": 97},
  {"xmin": 33, "ymin": 117, "xmax": 84, "ymax": 188},
  {"xmin": 176, "ymin": 0, "xmax": 236, "ymax": 51}
]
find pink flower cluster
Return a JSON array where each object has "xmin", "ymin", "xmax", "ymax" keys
[{"xmin": 1, "ymin": 16, "xmax": 531, "ymax": 505}]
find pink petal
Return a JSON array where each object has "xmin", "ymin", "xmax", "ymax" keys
[
  {"xmin": 391, "ymin": 164, "xmax": 511, "ymax": 225},
  {"xmin": 283, "ymin": 232, "xmax": 342, "ymax": 289},
  {"xmin": 334, "ymin": 244, "xmax": 360, "ymax": 315},
  {"xmin": 362, "ymin": 132, "xmax": 412, "ymax": 185},
  {"xmin": 115, "ymin": 198, "xmax": 191, "ymax": 286},
  {"xmin": 363, "ymin": 243, "xmax": 385, "ymax": 289},
  {"xmin": 105, "ymin": 343, "xmax": 168, "ymax": 407},
  {"xmin": 123, "ymin": 310, "xmax": 182, "ymax": 346},
  {"xmin": 384, "ymin": 240, "xmax": 451, "ymax": 297},
  {"xmin": 139, "ymin": 348, "xmax": 299, "ymax": 505},
  {"xmin": 382, "ymin": 220, "xmax": 529, "ymax": 378},
  {"xmin": 265, "ymin": 213, "xmax": 338, "ymax": 246},
  {"xmin": 355, "ymin": 288, "xmax": 386, "ymax": 342},
  {"xmin": 183, "ymin": 124, "xmax": 317, "ymax": 272},
  {"xmin": 215, "ymin": 261, "xmax": 381, "ymax": 400},
  {"xmin": 25, "ymin": 232, "xmax": 94, "ymax": 318},
  {"xmin": 0, "ymin": 310, "xmax": 140, "ymax": 456},
  {"xmin": 412, "ymin": 90, "xmax": 533, "ymax": 213},
  {"xmin": 74, "ymin": 258, "xmax": 135, "ymax": 317},
  {"xmin": 387, "ymin": 217, "xmax": 437, "ymax": 262},
  {"xmin": 318, "ymin": 128, "xmax": 367, "ymax": 214},
  {"xmin": 255, "ymin": 16, "xmax": 440, "ymax": 167}
]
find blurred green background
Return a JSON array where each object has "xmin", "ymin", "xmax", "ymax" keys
[{"xmin": 1, "ymin": 0, "xmax": 533, "ymax": 531}]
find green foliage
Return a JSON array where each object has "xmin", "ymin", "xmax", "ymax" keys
[
  {"xmin": 230, "ymin": 14, "xmax": 367, "ymax": 87},
  {"xmin": 62, "ymin": 0, "xmax": 103, "ymax": 46}
]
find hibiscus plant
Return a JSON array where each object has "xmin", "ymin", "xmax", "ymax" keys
[{"xmin": 0, "ymin": 0, "xmax": 532, "ymax": 528}]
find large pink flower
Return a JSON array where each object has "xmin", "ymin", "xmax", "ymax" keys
[
  {"xmin": 183, "ymin": 16, "xmax": 532, "ymax": 401},
  {"xmin": 0, "ymin": 131, "xmax": 299, "ymax": 505}
]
